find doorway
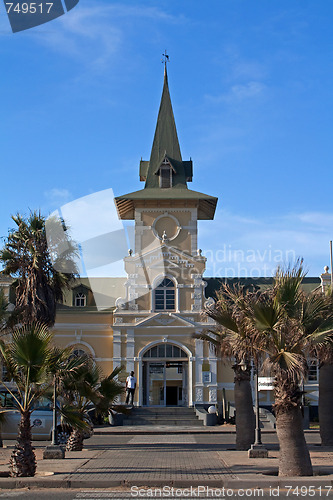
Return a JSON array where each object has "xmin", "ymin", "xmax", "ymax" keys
[{"xmin": 142, "ymin": 360, "xmax": 188, "ymax": 406}]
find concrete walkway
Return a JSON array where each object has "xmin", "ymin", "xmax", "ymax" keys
[{"xmin": 0, "ymin": 426, "xmax": 332, "ymax": 491}]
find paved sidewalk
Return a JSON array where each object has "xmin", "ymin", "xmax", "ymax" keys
[{"xmin": 0, "ymin": 427, "xmax": 332, "ymax": 490}]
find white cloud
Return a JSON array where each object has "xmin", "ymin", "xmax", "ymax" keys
[
  {"xmin": 206, "ymin": 81, "xmax": 266, "ymax": 104},
  {"xmin": 44, "ymin": 188, "xmax": 72, "ymax": 203},
  {"xmin": 200, "ymin": 209, "xmax": 333, "ymax": 278},
  {"xmin": 296, "ymin": 212, "xmax": 333, "ymax": 229},
  {"xmin": 29, "ymin": 3, "xmax": 187, "ymax": 69}
]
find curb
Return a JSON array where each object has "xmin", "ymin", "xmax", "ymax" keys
[
  {"xmin": 0, "ymin": 475, "xmax": 332, "ymax": 490},
  {"xmin": 94, "ymin": 429, "xmax": 319, "ymax": 435}
]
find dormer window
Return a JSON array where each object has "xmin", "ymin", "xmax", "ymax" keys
[
  {"xmin": 75, "ymin": 293, "xmax": 86, "ymax": 307},
  {"xmin": 159, "ymin": 158, "xmax": 173, "ymax": 188}
]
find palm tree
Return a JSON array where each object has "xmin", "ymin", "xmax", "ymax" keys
[
  {"xmin": 0, "ymin": 289, "xmax": 9, "ymax": 448},
  {"xmin": 46, "ymin": 346, "xmax": 89, "ymax": 446},
  {"xmin": 0, "ymin": 323, "xmax": 54, "ymax": 477},
  {"xmin": 61, "ymin": 359, "xmax": 123, "ymax": 452},
  {"xmin": 0, "ymin": 290, "xmax": 9, "ymax": 334},
  {"xmin": 205, "ymin": 263, "xmax": 333, "ymax": 476},
  {"xmin": 307, "ymin": 287, "xmax": 333, "ymax": 446},
  {"xmin": 203, "ymin": 285, "xmax": 256, "ymax": 450},
  {"xmin": 0, "ymin": 211, "xmax": 78, "ymax": 327},
  {"xmin": 250, "ymin": 264, "xmax": 333, "ymax": 476},
  {"xmin": 317, "ymin": 347, "xmax": 333, "ymax": 446}
]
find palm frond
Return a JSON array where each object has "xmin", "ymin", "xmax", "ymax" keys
[{"xmin": 59, "ymin": 405, "xmax": 91, "ymax": 431}]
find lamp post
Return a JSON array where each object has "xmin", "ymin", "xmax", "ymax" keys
[
  {"xmin": 51, "ymin": 374, "xmax": 58, "ymax": 446},
  {"xmin": 43, "ymin": 374, "xmax": 65, "ymax": 459},
  {"xmin": 248, "ymin": 359, "xmax": 268, "ymax": 458}
]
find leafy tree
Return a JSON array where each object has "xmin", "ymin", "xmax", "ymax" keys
[{"xmin": 0, "ymin": 211, "xmax": 78, "ymax": 327}]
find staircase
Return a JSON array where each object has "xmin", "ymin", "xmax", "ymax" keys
[
  {"xmin": 258, "ymin": 408, "xmax": 276, "ymax": 429},
  {"xmin": 123, "ymin": 407, "xmax": 204, "ymax": 426}
]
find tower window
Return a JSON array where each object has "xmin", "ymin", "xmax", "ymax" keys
[
  {"xmin": 75, "ymin": 293, "xmax": 86, "ymax": 307},
  {"xmin": 159, "ymin": 165, "xmax": 172, "ymax": 188},
  {"xmin": 154, "ymin": 278, "xmax": 175, "ymax": 311}
]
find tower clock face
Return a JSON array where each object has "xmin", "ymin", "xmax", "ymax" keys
[{"xmin": 152, "ymin": 214, "xmax": 181, "ymax": 241}]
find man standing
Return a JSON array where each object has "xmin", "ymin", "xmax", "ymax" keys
[{"xmin": 125, "ymin": 371, "xmax": 137, "ymax": 406}]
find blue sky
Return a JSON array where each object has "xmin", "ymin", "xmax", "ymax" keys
[{"xmin": 1, "ymin": 0, "xmax": 333, "ymax": 278}]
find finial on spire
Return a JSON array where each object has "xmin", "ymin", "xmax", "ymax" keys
[{"xmin": 162, "ymin": 50, "xmax": 169, "ymax": 75}]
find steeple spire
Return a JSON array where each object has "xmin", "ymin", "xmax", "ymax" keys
[
  {"xmin": 148, "ymin": 63, "xmax": 182, "ymax": 173},
  {"xmin": 115, "ymin": 63, "xmax": 218, "ymax": 221}
]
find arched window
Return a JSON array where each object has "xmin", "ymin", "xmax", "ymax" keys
[
  {"xmin": 143, "ymin": 344, "xmax": 187, "ymax": 358},
  {"xmin": 154, "ymin": 278, "xmax": 175, "ymax": 311},
  {"xmin": 72, "ymin": 348, "xmax": 87, "ymax": 358},
  {"xmin": 75, "ymin": 293, "xmax": 86, "ymax": 307}
]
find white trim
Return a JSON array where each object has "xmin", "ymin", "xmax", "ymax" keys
[
  {"xmin": 65, "ymin": 341, "xmax": 96, "ymax": 358},
  {"xmin": 138, "ymin": 339, "xmax": 193, "ymax": 359},
  {"xmin": 152, "ymin": 213, "xmax": 181, "ymax": 242},
  {"xmin": 54, "ymin": 334, "xmax": 113, "ymax": 338},
  {"xmin": 138, "ymin": 339, "xmax": 194, "ymax": 407},
  {"xmin": 151, "ymin": 274, "xmax": 178, "ymax": 313},
  {"xmin": 53, "ymin": 324, "xmax": 112, "ymax": 330}
]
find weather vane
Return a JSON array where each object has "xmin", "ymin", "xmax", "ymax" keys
[{"xmin": 162, "ymin": 51, "xmax": 170, "ymax": 66}]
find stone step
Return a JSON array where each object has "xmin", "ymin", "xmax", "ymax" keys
[
  {"xmin": 122, "ymin": 407, "xmax": 203, "ymax": 427},
  {"xmin": 131, "ymin": 410, "xmax": 196, "ymax": 418},
  {"xmin": 123, "ymin": 419, "xmax": 204, "ymax": 426},
  {"xmin": 124, "ymin": 415, "xmax": 198, "ymax": 422},
  {"xmin": 132, "ymin": 407, "xmax": 195, "ymax": 412}
]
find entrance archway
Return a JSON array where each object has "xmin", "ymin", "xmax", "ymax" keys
[{"xmin": 141, "ymin": 343, "xmax": 190, "ymax": 407}]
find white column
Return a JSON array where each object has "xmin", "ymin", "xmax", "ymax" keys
[
  {"xmin": 190, "ymin": 209, "xmax": 198, "ymax": 256},
  {"xmin": 138, "ymin": 357, "xmax": 143, "ymax": 406},
  {"xmin": 126, "ymin": 328, "xmax": 135, "ymax": 373},
  {"xmin": 189, "ymin": 357, "xmax": 194, "ymax": 407},
  {"xmin": 194, "ymin": 338, "xmax": 204, "ymax": 405},
  {"xmin": 208, "ymin": 343, "xmax": 218, "ymax": 403},
  {"xmin": 113, "ymin": 329, "xmax": 122, "ymax": 369}
]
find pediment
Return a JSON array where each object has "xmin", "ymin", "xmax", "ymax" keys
[
  {"xmin": 135, "ymin": 312, "xmax": 198, "ymax": 328},
  {"xmin": 131, "ymin": 245, "xmax": 199, "ymax": 269}
]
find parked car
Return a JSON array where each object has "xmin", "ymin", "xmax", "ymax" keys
[{"xmin": 0, "ymin": 390, "xmax": 93, "ymax": 442}]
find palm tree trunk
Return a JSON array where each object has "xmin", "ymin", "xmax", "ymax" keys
[
  {"xmin": 9, "ymin": 410, "xmax": 36, "ymax": 477},
  {"xmin": 319, "ymin": 362, "xmax": 333, "ymax": 446},
  {"xmin": 66, "ymin": 429, "xmax": 84, "ymax": 451},
  {"xmin": 233, "ymin": 365, "xmax": 255, "ymax": 450},
  {"xmin": 276, "ymin": 406, "xmax": 313, "ymax": 476}
]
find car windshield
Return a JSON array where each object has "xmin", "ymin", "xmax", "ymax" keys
[
  {"xmin": 31, "ymin": 398, "xmax": 53, "ymax": 411},
  {"xmin": 0, "ymin": 391, "xmax": 18, "ymax": 408},
  {"xmin": 0, "ymin": 392, "xmax": 53, "ymax": 411}
]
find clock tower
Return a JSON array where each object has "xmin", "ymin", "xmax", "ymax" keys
[{"xmin": 114, "ymin": 67, "xmax": 218, "ymax": 407}]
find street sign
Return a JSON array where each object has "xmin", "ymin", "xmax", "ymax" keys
[{"xmin": 258, "ymin": 377, "xmax": 275, "ymax": 391}]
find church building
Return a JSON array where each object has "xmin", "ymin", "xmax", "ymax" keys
[
  {"xmin": 0, "ymin": 67, "xmax": 325, "ymax": 412},
  {"xmin": 112, "ymin": 66, "xmax": 222, "ymax": 407}
]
